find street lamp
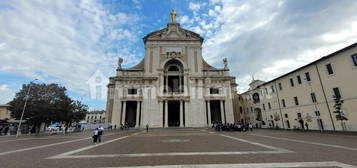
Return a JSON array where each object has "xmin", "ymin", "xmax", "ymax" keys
[{"xmin": 16, "ymin": 79, "xmax": 38, "ymax": 138}]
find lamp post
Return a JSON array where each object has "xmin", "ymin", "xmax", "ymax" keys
[{"xmin": 16, "ymin": 79, "xmax": 38, "ymax": 138}]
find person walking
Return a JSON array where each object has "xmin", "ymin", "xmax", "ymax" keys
[
  {"xmin": 305, "ymin": 122, "xmax": 309, "ymax": 131},
  {"xmin": 249, "ymin": 123, "xmax": 253, "ymax": 132},
  {"xmin": 4, "ymin": 126, "xmax": 9, "ymax": 136},
  {"xmin": 98, "ymin": 126, "xmax": 104, "ymax": 143},
  {"xmin": 0, "ymin": 126, "xmax": 3, "ymax": 136},
  {"xmin": 93, "ymin": 128, "xmax": 99, "ymax": 144},
  {"xmin": 98, "ymin": 126, "xmax": 104, "ymax": 142},
  {"xmin": 146, "ymin": 124, "xmax": 149, "ymax": 133}
]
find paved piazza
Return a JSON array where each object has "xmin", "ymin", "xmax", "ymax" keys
[{"xmin": 0, "ymin": 129, "xmax": 357, "ymax": 168}]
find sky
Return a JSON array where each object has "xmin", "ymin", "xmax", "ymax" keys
[{"xmin": 1, "ymin": 0, "xmax": 357, "ymax": 110}]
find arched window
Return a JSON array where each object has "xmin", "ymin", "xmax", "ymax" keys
[
  {"xmin": 164, "ymin": 59, "xmax": 183, "ymax": 72},
  {"xmin": 168, "ymin": 66, "xmax": 179, "ymax": 71},
  {"xmin": 164, "ymin": 59, "xmax": 184, "ymax": 93}
]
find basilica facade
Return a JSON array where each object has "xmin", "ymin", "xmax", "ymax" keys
[{"xmin": 106, "ymin": 19, "xmax": 237, "ymax": 128}]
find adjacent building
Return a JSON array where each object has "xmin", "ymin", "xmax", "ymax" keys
[
  {"xmin": 85, "ymin": 110, "xmax": 106, "ymax": 124},
  {"xmin": 240, "ymin": 43, "xmax": 357, "ymax": 131},
  {"xmin": 106, "ymin": 12, "xmax": 237, "ymax": 128},
  {"xmin": 0, "ymin": 104, "xmax": 11, "ymax": 120}
]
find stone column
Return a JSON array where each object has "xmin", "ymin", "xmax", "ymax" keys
[
  {"xmin": 180, "ymin": 100, "xmax": 184, "ymax": 127},
  {"xmin": 164, "ymin": 100, "xmax": 168, "ymax": 127},
  {"xmin": 184, "ymin": 75, "xmax": 188, "ymax": 95},
  {"xmin": 160, "ymin": 75, "xmax": 164, "ymax": 95},
  {"xmin": 165, "ymin": 76, "xmax": 168, "ymax": 93},
  {"xmin": 122, "ymin": 101, "xmax": 127, "ymax": 125},
  {"xmin": 135, "ymin": 101, "xmax": 140, "ymax": 128},
  {"xmin": 159, "ymin": 101, "xmax": 164, "ymax": 127},
  {"xmin": 220, "ymin": 100, "xmax": 225, "ymax": 123},
  {"xmin": 179, "ymin": 76, "xmax": 183, "ymax": 93},
  {"xmin": 207, "ymin": 100, "xmax": 211, "ymax": 126}
]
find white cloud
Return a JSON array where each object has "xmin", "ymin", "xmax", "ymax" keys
[
  {"xmin": 261, "ymin": 60, "xmax": 305, "ymax": 77},
  {"xmin": 189, "ymin": 2, "xmax": 206, "ymax": 11},
  {"xmin": 209, "ymin": 0, "xmax": 220, "ymax": 5},
  {"xmin": 322, "ymin": 21, "xmax": 357, "ymax": 42},
  {"xmin": 132, "ymin": 0, "xmax": 142, "ymax": 9},
  {"xmin": 237, "ymin": 75, "xmax": 253, "ymax": 93},
  {"xmin": 197, "ymin": 0, "xmax": 357, "ymax": 93},
  {"xmin": 0, "ymin": 42, "xmax": 6, "ymax": 48},
  {"xmin": 2, "ymin": 0, "xmax": 357, "ymax": 100},
  {"xmin": 177, "ymin": 15, "xmax": 193, "ymax": 25},
  {"xmin": 0, "ymin": 0, "xmax": 141, "ymax": 100},
  {"xmin": 0, "ymin": 85, "xmax": 15, "ymax": 104}
]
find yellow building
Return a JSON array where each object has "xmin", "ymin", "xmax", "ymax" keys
[
  {"xmin": 240, "ymin": 43, "xmax": 357, "ymax": 131},
  {"xmin": 0, "ymin": 104, "xmax": 11, "ymax": 120}
]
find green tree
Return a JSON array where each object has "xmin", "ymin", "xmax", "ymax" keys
[
  {"xmin": 9, "ymin": 83, "xmax": 88, "ymax": 133},
  {"xmin": 333, "ymin": 96, "xmax": 348, "ymax": 131},
  {"xmin": 62, "ymin": 100, "xmax": 88, "ymax": 127}
]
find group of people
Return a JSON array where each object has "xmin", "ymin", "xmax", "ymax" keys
[
  {"xmin": 0, "ymin": 125, "xmax": 10, "ymax": 136},
  {"xmin": 92, "ymin": 126, "xmax": 104, "ymax": 144},
  {"xmin": 120, "ymin": 123, "xmax": 130, "ymax": 130},
  {"xmin": 109, "ymin": 123, "xmax": 131, "ymax": 130},
  {"xmin": 212, "ymin": 121, "xmax": 253, "ymax": 132}
]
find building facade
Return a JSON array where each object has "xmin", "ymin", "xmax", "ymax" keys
[
  {"xmin": 0, "ymin": 104, "xmax": 11, "ymax": 120},
  {"xmin": 106, "ymin": 17, "xmax": 237, "ymax": 128},
  {"xmin": 85, "ymin": 110, "xmax": 106, "ymax": 124},
  {"xmin": 240, "ymin": 43, "xmax": 357, "ymax": 131}
]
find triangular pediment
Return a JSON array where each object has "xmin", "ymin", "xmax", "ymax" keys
[
  {"xmin": 166, "ymin": 31, "xmax": 180, "ymax": 38},
  {"xmin": 143, "ymin": 23, "xmax": 204, "ymax": 43}
]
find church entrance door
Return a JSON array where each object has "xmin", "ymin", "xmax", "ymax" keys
[
  {"xmin": 210, "ymin": 100, "xmax": 222, "ymax": 123},
  {"xmin": 125, "ymin": 101, "xmax": 137, "ymax": 127},
  {"xmin": 168, "ymin": 100, "xmax": 180, "ymax": 127}
]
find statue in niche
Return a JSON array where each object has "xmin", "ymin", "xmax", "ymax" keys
[
  {"xmin": 223, "ymin": 58, "xmax": 228, "ymax": 69},
  {"xmin": 118, "ymin": 57, "xmax": 123, "ymax": 69}
]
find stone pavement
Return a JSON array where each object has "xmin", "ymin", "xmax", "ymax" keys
[{"xmin": 0, "ymin": 128, "xmax": 357, "ymax": 168}]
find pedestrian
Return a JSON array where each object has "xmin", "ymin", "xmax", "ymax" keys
[
  {"xmin": 4, "ymin": 126, "xmax": 9, "ymax": 136},
  {"xmin": 146, "ymin": 124, "xmax": 149, "ymax": 133},
  {"xmin": 98, "ymin": 126, "xmax": 104, "ymax": 143},
  {"xmin": 93, "ymin": 128, "xmax": 99, "ymax": 144},
  {"xmin": 249, "ymin": 123, "xmax": 253, "ymax": 132},
  {"xmin": 114, "ymin": 124, "xmax": 117, "ymax": 129},
  {"xmin": 305, "ymin": 122, "xmax": 309, "ymax": 131},
  {"xmin": 125, "ymin": 122, "xmax": 129, "ymax": 130}
]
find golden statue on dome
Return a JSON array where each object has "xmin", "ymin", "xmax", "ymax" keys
[{"xmin": 170, "ymin": 9, "xmax": 176, "ymax": 23}]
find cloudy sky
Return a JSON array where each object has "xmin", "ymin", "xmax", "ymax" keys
[{"xmin": 1, "ymin": 0, "xmax": 357, "ymax": 110}]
